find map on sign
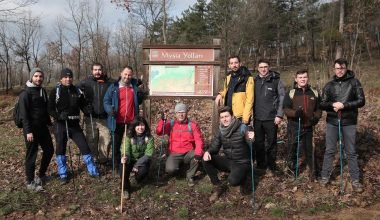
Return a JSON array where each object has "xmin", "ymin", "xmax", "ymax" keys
[{"xmin": 149, "ymin": 65, "xmax": 213, "ymax": 96}]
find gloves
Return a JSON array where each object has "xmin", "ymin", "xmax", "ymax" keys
[
  {"xmin": 295, "ymin": 109, "xmax": 304, "ymax": 119},
  {"xmin": 194, "ymin": 155, "xmax": 202, "ymax": 162},
  {"xmin": 58, "ymin": 111, "xmax": 69, "ymax": 121},
  {"xmin": 83, "ymin": 105, "xmax": 93, "ymax": 115}
]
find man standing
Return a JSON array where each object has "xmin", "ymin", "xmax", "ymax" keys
[
  {"xmin": 48, "ymin": 68, "xmax": 99, "ymax": 183},
  {"xmin": 103, "ymin": 66, "xmax": 143, "ymax": 172},
  {"xmin": 319, "ymin": 58, "xmax": 365, "ymax": 192},
  {"xmin": 253, "ymin": 59, "xmax": 285, "ymax": 174},
  {"xmin": 283, "ymin": 69, "xmax": 321, "ymax": 179},
  {"xmin": 19, "ymin": 68, "xmax": 54, "ymax": 191},
  {"xmin": 156, "ymin": 103, "xmax": 204, "ymax": 186},
  {"xmin": 215, "ymin": 55, "xmax": 254, "ymax": 125},
  {"xmin": 203, "ymin": 106, "xmax": 254, "ymax": 202},
  {"xmin": 77, "ymin": 63, "xmax": 113, "ymax": 164}
]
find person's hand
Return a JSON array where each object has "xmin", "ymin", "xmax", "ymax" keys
[
  {"xmin": 274, "ymin": 116, "xmax": 282, "ymax": 125},
  {"xmin": 160, "ymin": 111, "xmax": 167, "ymax": 121},
  {"xmin": 203, "ymin": 152, "xmax": 211, "ymax": 161},
  {"xmin": 332, "ymin": 102, "xmax": 344, "ymax": 112},
  {"xmin": 111, "ymin": 109, "xmax": 117, "ymax": 117},
  {"xmin": 247, "ymin": 131, "xmax": 255, "ymax": 140},
  {"xmin": 194, "ymin": 155, "xmax": 202, "ymax": 162},
  {"xmin": 58, "ymin": 111, "xmax": 69, "ymax": 120},
  {"xmin": 215, "ymin": 94, "xmax": 223, "ymax": 106},
  {"xmin": 121, "ymin": 156, "xmax": 128, "ymax": 164},
  {"xmin": 132, "ymin": 167, "xmax": 138, "ymax": 173},
  {"xmin": 295, "ymin": 109, "xmax": 304, "ymax": 119},
  {"xmin": 26, "ymin": 133, "xmax": 33, "ymax": 142}
]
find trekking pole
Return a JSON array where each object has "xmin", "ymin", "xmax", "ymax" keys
[
  {"xmin": 111, "ymin": 105, "xmax": 115, "ymax": 178},
  {"xmin": 65, "ymin": 120, "xmax": 76, "ymax": 190},
  {"xmin": 338, "ymin": 111, "xmax": 344, "ymax": 194},
  {"xmin": 120, "ymin": 124, "xmax": 127, "ymax": 213},
  {"xmin": 295, "ymin": 117, "xmax": 301, "ymax": 180},
  {"xmin": 247, "ymin": 130, "xmax": 257, "ymax": 214},
  {"xmin": 156, "ymin": 112, "xmax": 166, "ymax": 183}
]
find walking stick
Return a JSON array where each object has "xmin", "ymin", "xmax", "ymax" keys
[
  {"xmin": 295, "ymin": 117, "xmax": 301, "ymax": 180},
  {"xmin": 65, "ymin": 120, "xmax": 76, "ymax": 190},
  {"xmin": 248, "ymin": 131, "xmax": 257, "ymax": 214},
  {"xmin": 111, "ymin": 105, "xmax": 115, "ymax": 178},
  {"xmin": 156, "ymin": 112, "xmax": 166, "ymax": 183},
  {"xmin": 338, "ymin": 111, "xmax": 344, "ymax": 194},
  {"xmin": 120, "ymin": 124, "xmax": 127, "ymax": 213}
]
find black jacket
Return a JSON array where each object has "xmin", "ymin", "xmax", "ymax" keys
[
  {"xmin": 208, "ymin": 119, "xmax": 250, "ymax": 164},
  {"xmin": 48, "ymin": 84, "xmax": 88, "ymax": 122},
  {"xmin": 254, "ymin": 70, "xmax": 285, "ymax": 121},
  {"xmin": 19, "ymin": 82, "xmax": 51, "ymax": 134},
  {"xmin": 320, "ymin": 70, "xmax": 365, "ymax": 126},
  {"xmin": 77, "ymin": 75, "xmax": 113, "ymax": 118}
]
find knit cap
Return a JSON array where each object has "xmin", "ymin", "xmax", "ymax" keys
[
  {"xmin": 60, "ymin": 68, "xmax": 74, "ymax": 79},
  {"xmin": 30, "ymin": 67, "xmax": 44, "ymax": 80},
  {"xmin": 175, "ymin": 103, "xmax": 187, "ymax": 113}
]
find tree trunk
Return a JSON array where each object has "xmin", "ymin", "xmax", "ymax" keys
[{"xmin": 335, "ymin": 0, "xmax": 344, "ymax": 59}]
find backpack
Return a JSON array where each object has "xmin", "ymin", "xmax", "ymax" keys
[{"xmin": 13, "ymin": 90, "xmax": 29, "ymax": 128}]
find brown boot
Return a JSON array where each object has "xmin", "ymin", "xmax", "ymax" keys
[{"xmin": 209, "ymin": 184, "xmax": 226, "ymax": 202}]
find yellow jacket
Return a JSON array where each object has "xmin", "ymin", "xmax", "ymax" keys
[{"xmin": 219, "ymin": 67, "xmax": 254, "ymax": 123}]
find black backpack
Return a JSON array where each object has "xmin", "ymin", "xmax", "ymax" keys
[{"xmin": 13, "ymin": 90, "xmax": 30, "ymax": 128}]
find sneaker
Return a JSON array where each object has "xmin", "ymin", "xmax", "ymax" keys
[
  {"xmin": 122, "ymin": 190, "xmax": 130, "ymax": 199},
  {"xmin": 352, "ymin": 180, "xmax": 364, "ymax": 193},
  {"xmin": 187, "ymin": 178, "xmax": 195, "ymax": 187},
  {"xmin": 319, "ymin": 177, "xmax": 329, "ymax": 187},
  {"xmin": 209, "ymin": 184, "xmax": 226, "ymax": 202},
  {"xmin": 35, "ymin": 175, "xmax": 50, "ymax": 186},
  {"xmin": 26, "ymin": 181, "xmax": 43, "ymax": 192}
]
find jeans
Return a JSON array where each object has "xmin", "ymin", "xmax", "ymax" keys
[{"xmin": 321, "ymin": 123, "xmax": 360, "ymax": 180}]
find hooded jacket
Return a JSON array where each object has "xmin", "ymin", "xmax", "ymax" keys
[
  {"xmin": 19, "ymin": 81, "xmax": 51, "ymax": 134},
  {"xmin": 77, "ymin": 74, "xmax": 113, "ymax": 118},
  {"xmin": 219, "ymin": 66, "xmax": 254, "ymax": 123},
  {"xmin": 254, "ymin": 70, "xmax": 285, "ymax": 121},
  {"xmin": 320, "ymin": 70, "xmax": 365, "ymax": 126},
  {"xmin": 207, "ymin": 118, "xmax": 250, "ymax": 164}
]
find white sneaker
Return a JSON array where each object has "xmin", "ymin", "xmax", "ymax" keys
[{"xmin": 26, "ymin": 181, "xmax": 43, "ymax": 192}]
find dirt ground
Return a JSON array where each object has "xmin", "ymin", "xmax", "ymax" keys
[{"xmin": 0, "ymin": 88, "xmax": 379, "ymax": 219}]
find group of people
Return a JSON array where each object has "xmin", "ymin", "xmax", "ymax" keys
[{"xmin": 18, "ymin": 56, "xmax": 365, "ymax": 203}]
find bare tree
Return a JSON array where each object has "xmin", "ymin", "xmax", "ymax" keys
[
  {"xmin": 0, "ymin": 23, "xmax": 13, "ymax": 93},
  {"xmin": 0, "ymin": 0, "xmax": 37, "ymax": 23},
  {"xmin": 335, "ymin": 0, "xmax": 344, "ymax": 59}
]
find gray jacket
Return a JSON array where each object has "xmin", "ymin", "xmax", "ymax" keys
[{"xmin": 254, "ymin": 71, "xmax": 285, "ymax": 121}]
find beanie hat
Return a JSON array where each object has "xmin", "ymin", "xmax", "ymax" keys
[
  {"xmin": 175, "ymin": 103, "xmax": 187, "ymax": 113},
  {"xmin": 29, "ymin": 67, "xmax": 44, "ymax": 80},
  {"xmin": 60, "ymin": 68, "xmax": 74, "ymax": 79}
]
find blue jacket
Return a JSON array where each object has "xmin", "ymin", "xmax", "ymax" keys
[{"xmin": 103, "ymin": 78, "xmax": 140, "ymax": 132}]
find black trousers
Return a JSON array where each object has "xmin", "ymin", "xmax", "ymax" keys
[
  {"xmin": 54, "ymin": 121, "xmax": 91, "ymax": 155},
  {"xmin": 287, "ymin": 122, "xmax": 314, "ymax": 172},
  {"xmin": 254, "ymin": 119, "xmax": 278, "ymax": 169},
  {"xmin": 120, "ymin": 158, "xmax": 150, "ymax": 192},
  {"xmin": 113, "ymin": 123, "xmax": 130, "ymax": 170},
  {"xmin": 24, "ymin": 126, "xmax": 54, "ymax": 183},
  {"xmin": 202, "ymin": 155, "xmax": 250, "ymax": 186}
]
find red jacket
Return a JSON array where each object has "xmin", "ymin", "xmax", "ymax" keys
[{"xmin": 156, "ymin": 118, "xmax": 204, "ymax": 156}]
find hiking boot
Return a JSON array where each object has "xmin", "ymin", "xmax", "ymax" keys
[
  {"xmin": 209, "ymin": 184, "xmax": 226, "ymax": 202},
  {"xmin": 352, "ymin": 180, "xmax": 364, "ymax": 193},
  {"xmin": 122, "ymin": 190, "xmax": 130, "ymax": 199},
  {"xmin": 35, "ymin": 175, "xmax": 50, "ymax": 186},
  {"xmin": 60, "ymin": 177, "xmax": 69, "ymax": 185},
  {"xmin": 319, "ymin": 177, "xmax": 329, "ymax": 187},
  {"xmin": 187, "ymin": 178, "xmax": 195, "ymax": 187},
  {"xmin": 26, "ymin": 181, "xmax": 43, "ymax": 192}
]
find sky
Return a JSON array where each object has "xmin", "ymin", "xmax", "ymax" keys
[{"xmin": 28, "ymin": 0, "xmax": 197, "ymax": 30}]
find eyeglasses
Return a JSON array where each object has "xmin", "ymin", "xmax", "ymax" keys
[{"xmin": 334, "ymin": 67, "xmax": 346, "ymax": 70}]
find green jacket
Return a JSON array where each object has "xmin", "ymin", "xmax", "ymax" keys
[{"xmin": 121, "ymin": 136, "xmax": 154, "ymax": 161}]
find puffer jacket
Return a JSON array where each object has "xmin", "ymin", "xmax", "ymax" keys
[
  {"xmin": 156, "ymin": 118, "xmax": 204, "ymax": 157},
  {"xmin": 77, "ymin": 75, "xmax": 113, "ymax": 118},
  {"xmin": 320, "ymin": 70, "xmax": 365, "ymax": 126},
  {"xmin": 219, "ymin": 66, "xmax": 254, "ymax": 123},
  {"xmin": 254, "ymin": 70, "xmax": 285, "ymax": 121},
  {"xmin": 122, "ymin": 136, "xmax": 154, "ymax": 161},
  {"xmin": 208, "ymin": 118, "xmax": 250, "ymax": 164},
  {"xmin": 19, "ymin": 81, "xmax": 51, "ymax": 134},
  {"xmin": 283, "ymin": 85, "xmax": 322, "ymax": 127}
]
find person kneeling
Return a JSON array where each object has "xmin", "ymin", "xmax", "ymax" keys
[
  {"xmin": 121, "ymin": 117, "xmax": 154, "ymax": 199},
  {"xmin": 203, "ymin": 106, "xmax": 254, "ymax": 202}
]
